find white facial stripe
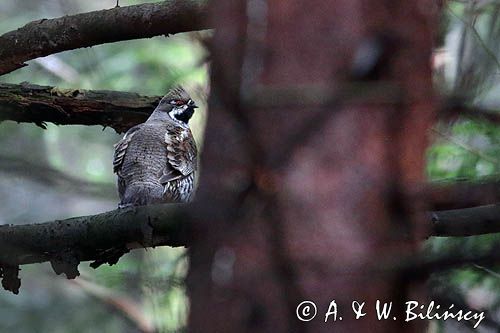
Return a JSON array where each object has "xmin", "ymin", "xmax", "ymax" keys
[
  {"xmin": 169, "ymin": 105, "xmax": 187, "ymax": 115},
  {"xmin": 168, "ymin": 105, "xmax": 190, "ymax": 126}
]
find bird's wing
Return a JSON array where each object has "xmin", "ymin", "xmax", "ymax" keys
[
  {"xmin": 159, "ymin": 126, "xmax": 197, "ymax": 184},
  {"xmin": 113, "ymin": 124, "xmax": 142, "ymax": 176}
]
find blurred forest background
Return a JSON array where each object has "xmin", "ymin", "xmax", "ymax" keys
[
  {"xmin": 430, "ymin": 1, "xmax": 500, "ymax": 332},
  {"xmin": 425, "ymin": 1, "xmax": 500, "ymax": 332},
  {"xmin": 0, "ymin": 1, "xmax": 207, "ymax": 332},
  {"xmin": 1, "ymin": 0, "xmax": 500, "ymax": 332}
]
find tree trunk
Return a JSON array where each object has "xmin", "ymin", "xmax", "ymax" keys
[{"xmin": 192, "ymin": 0, "xmax": 437, "ymax": 332}]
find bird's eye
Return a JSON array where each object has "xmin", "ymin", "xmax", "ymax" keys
[{"xmin": 170, "ymin": 99, "xmax": 185, "ymax": 106}]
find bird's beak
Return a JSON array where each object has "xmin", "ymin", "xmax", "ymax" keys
[{"xmin": 187, "ymin": 99, "xmax": 198, "ymax": 109}]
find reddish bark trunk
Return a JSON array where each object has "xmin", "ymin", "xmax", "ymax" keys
[{"xmin": 188, "ymin": 1, "xmax": 438, "ymax": 332}]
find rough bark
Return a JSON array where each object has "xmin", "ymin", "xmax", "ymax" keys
[
  {"xmin": 0, "ymin": 0, "xmax": 209, "ymax": 75},
  {"xmin": 0, "ymin": 204, "xmax": 188, "ymax": 268},
  {"xmin": 0, "ymin": 82, "xmax": 159, "ymax": 132},
  {"xmin": 188, "ymin": 0, "xmax": 437, "ymax": 332},
  {"xmin": 0, "ymin": 198, "xmax": 494, "ymax": 294},
  {"xmin": 0, "ymin": 203, "xmax": 494, "ymax": 268},
  {"xmin": 0, "ymin": 204, "xmax": 189, "ymax": 294}
]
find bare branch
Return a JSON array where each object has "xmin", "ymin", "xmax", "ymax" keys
[
  {"xmin": 425, "ymin": 178, "xmax": 500, "ymax": 237},
  {"xmin": 431, "ymin": 204, "xmax": 500, "ymax": 237},
  {"xmin": 0, "ymin": 197, "xmax": 498, "ymax": 294},
  {"xmin": 0, "ymin": 81, "xmax": 400, "ymax": 133},
  {"xmin": 0, "ymin": 204, "xmax": 189, "ymax": 267},
  {"xmin": 0, "ymin": 82, "xmax": 159, "ymax": 132},
  {"xmin": 0, "ymin": 0, "xmax": 210, "ymax": 75}
]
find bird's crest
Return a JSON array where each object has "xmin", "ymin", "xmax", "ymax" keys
[{"xmin": 163, "ymin": 86, "xmax": 190, "ymax": 102}]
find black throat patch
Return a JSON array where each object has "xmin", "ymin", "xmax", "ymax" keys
[{"xmin": 175, "ymin": 107, "xmax": 195, "ymax": 124}]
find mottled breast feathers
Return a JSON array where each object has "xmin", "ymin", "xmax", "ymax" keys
[
  {"xmin": 159, "ymin": 126, "xmax": 197, "ymax": 185},
  {"xmin": 163, "ymin": 127, "xmax": 197, "ymax": 178},
  {"xmin": 112, "ymin": 122, "xmax": 197, "ymax": 206}
]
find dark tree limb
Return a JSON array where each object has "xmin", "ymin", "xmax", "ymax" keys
[
  {"xmin": 0, "ymin": 82, "xmax": 159, "ymax": 132},
  {"xmin": 5, "ymin": 203, "xmax": 500, "ymax": 267},
  {"xmin": 427, "ymin": 178, "xmax": 500, "ymax": 237},
  {"xmin": 0, "ymin": 82, "xmax": 400, "ymax": 133},
  {"xmin": 0, "ymin": 203, "xmax": 189, "ymax": 293},
  {"xmin": 0, "ymin": 204, "xmax": 189, "ymax": 266},
  {"xmin": 431, "ymin": 204, "xmax": 500, "ymax": 237},
  {"xmin": 0, "ymin": 199, "xmax": 498, "ymax": 294},
  {"xmin": 0, "ymin": 0, "xmax": 210, "ymax": 75}
]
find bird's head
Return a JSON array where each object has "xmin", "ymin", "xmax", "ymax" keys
[{"xmin": 156, "ymin": 86, "xmax": 198, "ymax": 125}]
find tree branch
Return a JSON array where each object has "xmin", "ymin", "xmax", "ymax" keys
[
  {"xmin": 0, "ymin": 204, "xmax": 189, "ymax": 293},
  {"xmin": 0, "ymin": 82, "xmax": 159, "ymax": 132},
  {"xmin": 2, "ymin": 204, "xmax": 500, "ymax": 266},
  {"xmin": 0, "ymin": 0, "xmax": 209, "ymax": 75},
  {"xmin": 0, "ymin": 199, "xmax": 498, "ymax": 294},
  {"xmin": 427, "ymin": 178, "xmax": 500, "ymax": 237},
  {"xmin": 431, "ymin": 204, "xmax": 500, "ymax": 237},
  {"xmin": 0, "ymin": 204, "xmax": 189, "ymax": 266}
]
